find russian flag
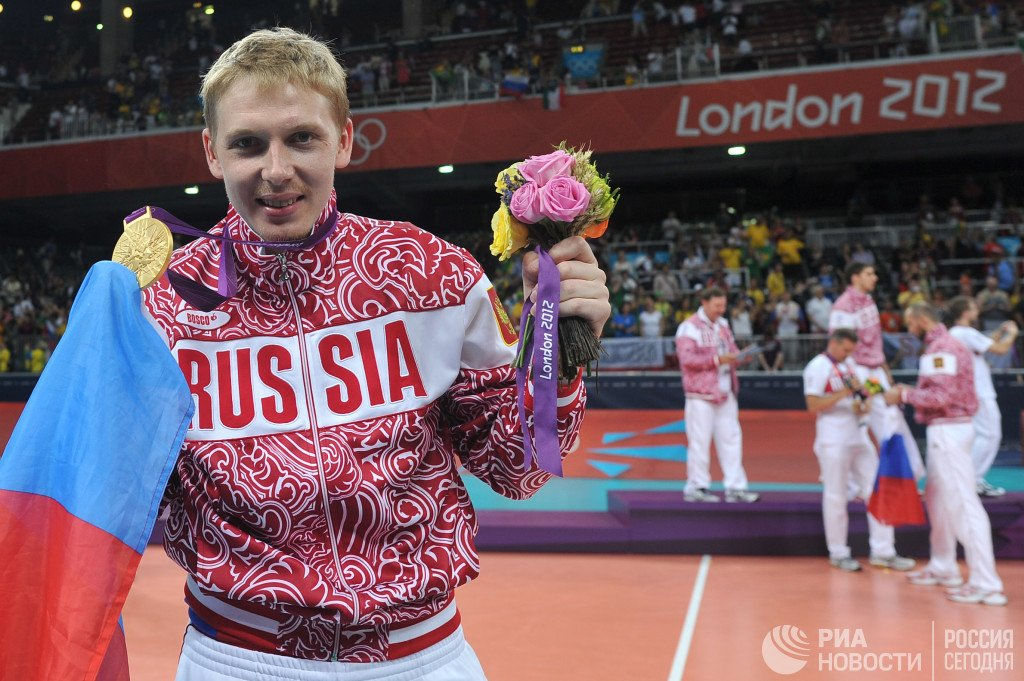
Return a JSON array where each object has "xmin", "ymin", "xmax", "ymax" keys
[
  {"xmin": 868, "ymin": 433, "xmax": 926, "ymax": 527},
  {"xmin": 0, "ymin": 262, "xmax": 193, "ymax": 681},
  {"xmin": 500, "ymin": 70, "xmax": 530, "ymax": 97}
]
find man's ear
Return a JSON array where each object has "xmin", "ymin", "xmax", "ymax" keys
[
  {"xmin": 202, "ymin": 128, "xmax": 224, "ymax": 180},
  {"xmin": 335, "ymin": 118, "xmax": 354, "ymax": 170}
]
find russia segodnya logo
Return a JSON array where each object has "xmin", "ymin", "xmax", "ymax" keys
[{"xmin": 762, "ymin": 625, "xmax": 811, "ymax": 675}]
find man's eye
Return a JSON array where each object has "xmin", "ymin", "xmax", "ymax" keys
[
  {"xmin": 293, "ymin": 132, "xmax": 314, "ymax": 144},
  {"xmin": 231, "ymin": 137, "xmax": 258, "ymax": 149}
]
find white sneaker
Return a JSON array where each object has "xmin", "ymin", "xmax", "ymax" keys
[
  {"xmin": 725, "ymin": 489, "xmax": 760, "ymax": 503},
  {"xmin": 977, "ymin": 481, "xmax": 1006, "ymax": 498},
  {"xmin": 946, "ymin": 585, "xmax": 1008, "ymax": 606},
  {"xmin": 830, "ymin": 557, "xmax": 863, "ymax": 572},
  {"xmin": 907, "ymin": 569, "xmax": 963, "ymax": 587},
  {"xmin": 684, "ymin": 488, "xmax": 721, "ymax": 503},
  {"xmin": 869, "ymin": 554, "xmax": 916, "ymax": 571}
]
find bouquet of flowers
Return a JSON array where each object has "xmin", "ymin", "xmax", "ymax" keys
[
  {"xmin": 863, "ymin": 378, "xmax": 885, "ymax": 396},
  {"xmin": 489, "ymin": 143, "xmax": 619, "ymax": 376}
]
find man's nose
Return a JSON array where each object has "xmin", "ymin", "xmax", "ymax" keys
[{"xmin": 262, "ymin": 141, "xmax": 294, "ymax": 184}]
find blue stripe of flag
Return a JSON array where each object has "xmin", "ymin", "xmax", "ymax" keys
[{"xmin": 0, "ymin": 262, "xmax": 193, "ymax": 553}]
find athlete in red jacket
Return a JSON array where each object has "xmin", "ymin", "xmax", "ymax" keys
[{"xmin": 142, "ymin": 28, "xmax": 611, "ymax": 679}]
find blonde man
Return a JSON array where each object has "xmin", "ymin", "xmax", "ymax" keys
[
  {"xmin": 143, "ymin": 28, "xmax": 611, "ymax": 679},
  {"xmin": 886, "ymin": 304, "xmax": 1006, "ymax": 606}
]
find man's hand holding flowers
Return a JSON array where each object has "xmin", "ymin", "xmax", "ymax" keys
[{"xmin": 522, "ymin": 236, "xmax": 610, "ymax": 339}]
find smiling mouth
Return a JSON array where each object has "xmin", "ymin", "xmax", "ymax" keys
[{"xmin": 258, "ymin": 196, "xmax": 301, "ymax": 208}]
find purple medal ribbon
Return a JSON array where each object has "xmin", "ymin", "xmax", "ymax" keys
[
  {"xmin": 124, "ymin": 206, "xmax": 339, "ymax": 311},
  {"xmin": 515, "ymin": 246, "xmax": 563, "ymax": 476}
]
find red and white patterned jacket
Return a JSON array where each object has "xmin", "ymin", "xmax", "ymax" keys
[
  {"xmin": 903, "ymin": 324, "xmax": 978, "ymax": 425},
  {"xmin": 675, "ymin": 308, "xmax": 739, "ymax": 404},
  {"xmin": 142, "ymin": 199, "xmax": 585, "ymax": 661},
  {"xmin": 829, "ymin": 287, "xmax": 885, "ymax": 369}
]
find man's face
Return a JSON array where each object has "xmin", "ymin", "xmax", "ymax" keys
[
  {"xmin": 904, "ymin": 312, "xmax": 925, "ymax": 339},
  {"xmin": 703, "ymin": 295, "xmax": 726, "ymax": 321},
  {"xmin": 961, "ymin": 301, "xmax": 979, "ymax": 325},
  {"xmin": 852, "ymin": 266, "xmax": 878, "ymax": 293},
  {"xmin": 832, "ymin": 338, "xmax": 856, "ymax": 361},
  {"xmin": 202, "ymin": 78, "xmax": 353, "ymax": 242}
]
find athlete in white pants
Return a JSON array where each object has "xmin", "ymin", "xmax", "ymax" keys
[
  {"xmin": 804, "ymin": 329, "xmax": 915, "ymax": 572},
  {"xmin": 684, "ymin": 394, "xmax": 748, "ymax": 494},
  {"xmin": 176, "ymin": 625, "xmax": 487, "ymax": 681},
  {"xmin": 675, "ymin": 287, "xmax": 759, "ymax": 503},
  {"xmin": 888, "ymin": 303, "xmax": 1006, "ymax": 606},
  {"xmin": 947, "ymin": 296, "xmax": 1017, "ymax": 497}
]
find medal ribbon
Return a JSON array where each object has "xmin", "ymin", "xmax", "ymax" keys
[
  {"xmin": 123, "ymin": 206, "xmax": 339, "ymax": 311},
  {"xmin": 515, "ymin": 246, "xmax": 563, "ymax": 476}
]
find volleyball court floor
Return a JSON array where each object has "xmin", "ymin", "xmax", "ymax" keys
[{"xmin": 119, "ymin": 408, "xmax": 1023, "ymax": 679}]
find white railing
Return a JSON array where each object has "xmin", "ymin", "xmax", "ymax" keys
[
  {"xmin": 602, "ymin": 332, "xmax": 1022, "ymax": 371},
  {"xmin": 929, "ymin": 15, "xmax": 984, "ymax": 53},
  {"xmin": 805, "ymin": 220, "xmax": 1018, "ymax": 250}
]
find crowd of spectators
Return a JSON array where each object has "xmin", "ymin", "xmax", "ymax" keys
[
  {"xmin": 464, "ymin": 175, "xmax": 1024, "ymax": 371},
  {"xmin": 1, "ymin": 180, "xmax": 1024, "ymax": 374},
  {"xmin": 3, "ymin": 1, "xmax": 1022, "ymax": 144},
  {"xmin": 0, "ymin": 240, "xmax": 88, "ymax": 373}
]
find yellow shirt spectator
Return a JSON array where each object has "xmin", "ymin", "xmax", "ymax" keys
[
  {"xmin": 719, "ymin": 245, "xmax": 743, "ymax": 270},
  {"xmin": 897, "ymin": 288, "xmax": 926, "ymax": 309},
  {"xmin": 746, "ymin": 221, "xmax": 769, "ymax": 250},
  {"xmin": 0, "ymin": 346, "xmax": 9, "ymax": 373},
  {"xmin": 746, "ymin": 286, "xmax": 765, "ymax": 308},
  {"xmin": 30, "ymin": 347, "xmax": 47, "ymax": 373},
  {"xmin": 766, "ymin": 268, "xmax": 787, "ymax": 298},
  {"xmin": 776, "ymin": 237, "xmax": 804, "ymax": 265}
]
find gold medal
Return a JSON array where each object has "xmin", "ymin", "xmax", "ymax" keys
[{"xmin": 112, "ymin": 207, "xmax": 174, "ymax": 289}]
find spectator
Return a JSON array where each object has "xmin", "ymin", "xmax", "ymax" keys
[
  {"xmin": 806, "ymin": 284, "xmax": 833, "ymax": 333},
  {"xmin": 652, "ymin": 263, "xmax": 682, "ymax": 303},
  {"xmin": 897, "ymin": 280, "xmax": 926, "ymax": 309},
  {"xmin": 766, "ymin": 262, "xmax": 787, "ymax": 298},
  {"xmin": 775, "ymin": 290, "xmax": 803, "ymax": 338},
  {"xmin": 661, "ymin": 210, "xmax": 683, "ymax": 241},
  {"xmin": 638, "ymin": 296, "xmax": 665, "ymax": 338},
  {"xmin": 730, "ymin": 297, "xmax": 753, "ymax": 339},
  {"xmin": 776, "ymin": 228, "xmax": 806, "ymax": 282},
  {"xmin": 989, "ymin": 255, "xmax": 1015, "ymax": 292},
  {"xmin": 850, "ymin": 242, "xmax": 875, "ymax": 267},
  {"xmin": 631, "ymin": 2, "xmax": 649, "ymax": 38},
  {"xmin": 758, "ymin": 330, "xmax": 784, "ymax": 372},
  {"xmin": 976, "ymin": 276, "xmax": 1012, "ymax": 330},
  {"xmin": 879, "ymin": 298, "xmax": 904, "ymax": 332},
  {"xmin": 610, "ymin": 300, "xmax": 639, "ymax": 337}
]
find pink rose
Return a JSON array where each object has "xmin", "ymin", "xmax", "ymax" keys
[
  {"xmin": 538, "ymin": 176, "xmax": 591, "ymax": 223},
  {"xmin": 517, "ymin": 150, "xmax": 575, "ymax": 187},
  {"xmin": 509, "ymin": 181, "xmax": 543, "ymax": 224}
]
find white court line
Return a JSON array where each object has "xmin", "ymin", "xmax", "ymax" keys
[{"xmin": 667, "ymin": 554, "xmax": 712, "ymax": 681}]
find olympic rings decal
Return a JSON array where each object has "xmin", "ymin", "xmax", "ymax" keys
[{"xmin": 349, "ymin": 118, "xmax": 387, "ymax": 166}]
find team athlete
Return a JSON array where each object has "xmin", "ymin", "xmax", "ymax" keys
[
  {"xmin": 886, "ymin": 303, "xmax": 1006, "ymax": 606},
  {"xmin": 141, "ymin": 28, "xmax": 611, "ymax": 679},
  {"xmin": 803, "ymin": 328, "xmax": 915, "ymax": 573}
]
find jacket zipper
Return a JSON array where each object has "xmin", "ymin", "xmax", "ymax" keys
[{"xmin": 277, "ymin": 253, "xmax": 354, "ymax": 662}]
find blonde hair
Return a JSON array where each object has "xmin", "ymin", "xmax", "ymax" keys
[{"xmin": 201, "ymin": 27, "xmax": 349, "ymax": 134}]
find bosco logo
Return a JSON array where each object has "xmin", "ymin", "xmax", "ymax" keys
[
  {"xmin": 762, "ymin": 625, "xmax": 811, "ymax": 675},
  {"xmin": 176, "ymin": 310, "xmax": 230, "ymax": 330},
  {"xmin": 349, "ymin": 118, "xmax": 387, "ymax": 166}
]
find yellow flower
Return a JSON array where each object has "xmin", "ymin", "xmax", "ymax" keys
[
  {"xmin": 494, "ymin": 163, "xmax": 523, "ymax": 195},
  {"xmin": 489, "ymin": 204, "xmax": 530, "ymax": 261}
]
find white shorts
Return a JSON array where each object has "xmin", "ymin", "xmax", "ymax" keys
[{"xmin": 175, "ymin": 626, "xmax": 487, "ymax": 681}]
